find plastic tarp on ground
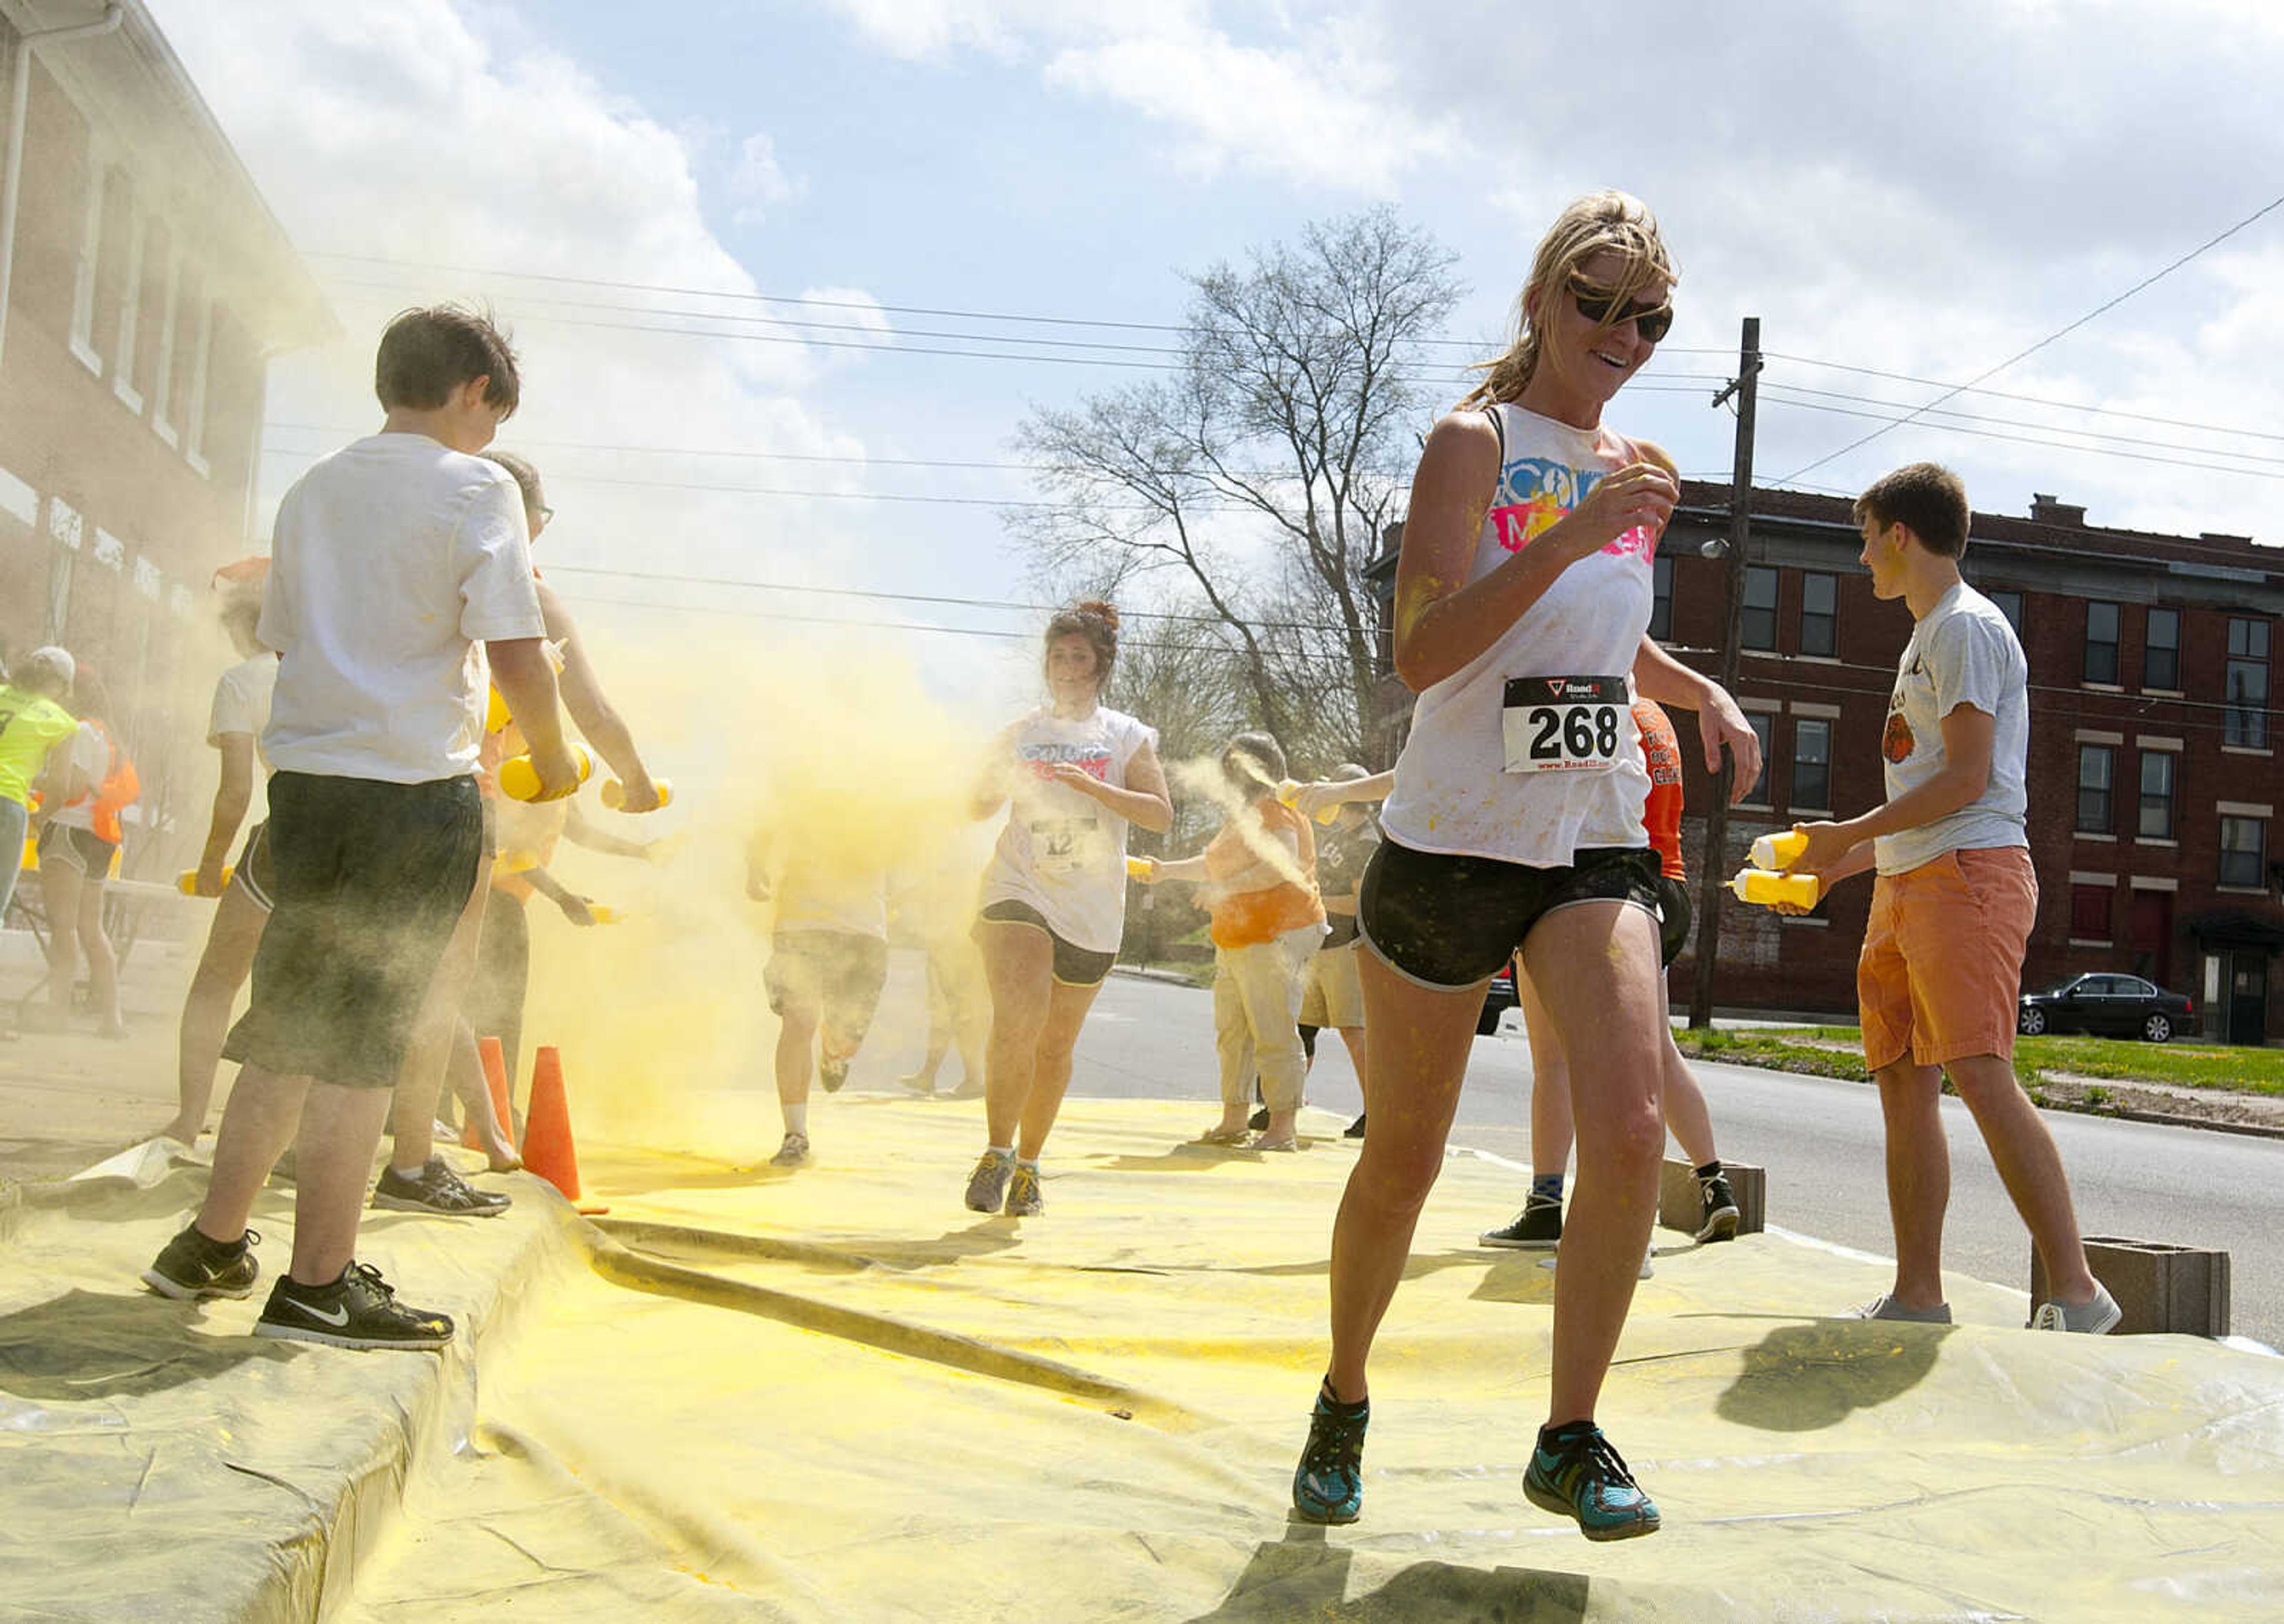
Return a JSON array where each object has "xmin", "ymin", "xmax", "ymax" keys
[{"xmin": 8, "ymin": 1098, "xmax": 2284, "ymax": 1622}]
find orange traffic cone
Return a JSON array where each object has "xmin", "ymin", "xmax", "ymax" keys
[{"xmin": 522, "ymin": 1045, "xmax": 582, "ymax": 1202}]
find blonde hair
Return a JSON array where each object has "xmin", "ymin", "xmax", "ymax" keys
[{"xmin": 1458, "ymin": 190, "xmax": 1677, "ymax": 410}]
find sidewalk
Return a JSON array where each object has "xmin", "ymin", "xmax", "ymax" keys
[{"xmin": 5, "ymin": 1080, "xmax": 2283, "ymax": 1621}]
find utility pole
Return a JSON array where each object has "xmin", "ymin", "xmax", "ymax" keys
[{"xmin": 1689, "ymin": 316, "xmax": 1761, "ymax": 1030}]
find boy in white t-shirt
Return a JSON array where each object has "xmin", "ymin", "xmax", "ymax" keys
[
  {"xmin": 142, "ymin": 306, "xmax": 583, "ymax": 1350},
  {"xmin": 1786, "ymin": 462, "xmax": 2117, "ymax": 1335}
]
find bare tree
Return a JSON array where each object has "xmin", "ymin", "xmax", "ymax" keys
[{"xmin": 1011, "ymin": 208, "xmax": 1462, "ymax": 769}]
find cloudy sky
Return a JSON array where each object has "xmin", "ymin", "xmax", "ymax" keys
[{"xmin": 150, "ymin": 0, "xmax": 2284, "ymax": 705}]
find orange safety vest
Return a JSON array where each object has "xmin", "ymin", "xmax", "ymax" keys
[{"xmin": 84, "ymin": 719, "xmax": 140, "ymax": 846}]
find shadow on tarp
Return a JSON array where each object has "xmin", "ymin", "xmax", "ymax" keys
[
  {"xmin": 18, "ymin": 1166, "xmax": 212, "ymax": 1226},
  {"xmin": 1192, "ymin": 1531, "xmax": 1591, "ymax": 1622},
  {"xmin": 593, "ymin": 1215, "xmax": 1023, "ymax": 1273},
  {"xmin": 1099, "ymin": 1145, "xmax": 1269, "ymax": 1173},
  {"xmin": 1714, "ymin": 1320, "xmax": 1952, "ymax": 1433},
  {"xmin": 0, "ymin": 1287, "xmax": 300, "ymax": 1402}
]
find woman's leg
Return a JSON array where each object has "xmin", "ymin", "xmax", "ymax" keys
[
  {"xmin": 39, "ymin": 858, "xmax": 84, "ymax": 1022},
  {"xmin": 79, "ymin": 879, "xmax": 122, "ymax": 1033},
  {"xmin": 445, "ymin": 1017, "xmax": 517, "ymax": 1170},
  {"xmin": 387, "ymin": 855, "xmax": 493, "ymax": 1168},
  {"xmin": 1238, "ymin": 929, "xmax": 1314, "ymax": 1144},
  {"xmin": 1523, "ymin": 901, "xmax": 1668, "ymax": 1428},
  {"xmin": 977, "ymin": 920, "xmax": 1054, "ymax": 1149},
  {"xmin": 165, "ymin": 885, "xmax": 268, "ymax": 1142},
  {"xmin": 1014, "ymin": 976, "xmax": 1103, "ymax": 1161},
  {"xmin": 1209, "ymin": 951, "xmax": 1255, "ymax": 1136},
  {"xmin": 1325, "ymin": 949, "xmax": 1489, "ymax": 1401},
  {"xmin": 1519, "ymin": 966, "xmax": 1576, "ymax": 1177}
]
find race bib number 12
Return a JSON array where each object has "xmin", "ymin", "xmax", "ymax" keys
[{"xmin": 1501, "ymin": 676, "xmax": 1627, "ymax": 774}]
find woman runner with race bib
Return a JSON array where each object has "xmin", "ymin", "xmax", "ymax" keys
[
  {"xmin": 963, "ymin": 602, "xmax": 1172, "ymax": 1218},
  {"xmin": 1289, "ymin": 192, "xmax": 1760, "ymax": 1540}
]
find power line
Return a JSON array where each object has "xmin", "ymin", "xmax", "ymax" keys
[
  {"xmin": 306, "ymin": 249, "xmax": 2284, "ymax": 454},
  {"xmin": 539, "ymin": 563, "xmax": 1367, "ymax": 636},
  {"xmin": 1768, "ymin": 353, "xmax": 2284, "ymax": 447},
  {"xmin": 1780, "ymin": 190, "xmax": 2284, "ymax": 482},
  {"xmin": 321, "ymin": 281, "xmax": 1741, "ymax": 396},
  {"xmin": 305, "ymin": 248, "xmax": 1734, "ymax": 357},
  {"xmin": 1762, "ymin": 394, "xmax": 2284, "ymax": 483},
  {"xmin": 1761, "ymin": 383, "xmax": 2284, "ymax": 470}
]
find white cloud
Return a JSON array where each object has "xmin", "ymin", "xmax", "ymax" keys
[
  {"xmin": 726, "ymin": 132, "xmax": 804, "ymax": 226},
  {"xmin": 143, "ymin": 0, "xmax": 1037, "ymax": 705},
  {"xmin": 817, "ymin": 0, "xmax": 1459, "ymax": 194}
]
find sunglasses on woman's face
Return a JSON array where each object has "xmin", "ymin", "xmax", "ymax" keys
[{"xmin": 1569, "ymin": 278, "xmax": 1673, "ymax": 344}]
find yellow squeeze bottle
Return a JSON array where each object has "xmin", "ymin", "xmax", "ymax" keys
[
  {"xmin": 1728, "ymin": 868, "xmax": 1821, "ymax": 908},
  {"xmin": 497, "ymin": 743, "xmax": 592, "ymax": 802},
  {"xmin": 1125, "ymin": 855, "xmax": 1153, "ymax": 880},
  {"xmin": 586, "ymin": 904, "xmax": 626, "ymax": 924},
  {"xmin": 176, "ymin": 866, "xmax": 234, "ymax": 895},
  {"xmin": 1274, "ymin": 779, "xmax": 1344, "ymax": 827},
  {"xmin": 1750, "ymin": 830, "xmax": 1809, "ymax": 871},
  {"xmin": 601, "ymin": 777, "xmax": 673, "ymax": 811}
]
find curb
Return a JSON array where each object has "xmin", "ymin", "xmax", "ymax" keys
[{"xmin": 1678, "ymin": 1044, "xmax": 2284, "ymax": 1141}]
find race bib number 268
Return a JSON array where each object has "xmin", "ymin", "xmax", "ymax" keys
[{"xmin": 1501, "ymin": 676, "xmax": 1626, "ymax": 775}]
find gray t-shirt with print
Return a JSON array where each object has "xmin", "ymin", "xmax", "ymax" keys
[{"xmin": 1874, "ymin": 582, "xmax": 2030, "ymax": 876}]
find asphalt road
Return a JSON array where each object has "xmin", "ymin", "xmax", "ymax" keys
[{"xmin": 869, "ymin": 966, "xmax": 2284, "ymax": 1350}]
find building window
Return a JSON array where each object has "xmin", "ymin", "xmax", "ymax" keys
[
  {"xmin": 1987, "ymin": 589, "xmax": 2023, "ymax": 633},
  {"xmin": 2226, "ymin": 618, "xmax": 2269, "ymax": 749},
  {"xmin": 68, "ymin": 158, "xmax": 121, "ymax": 370},
  {"xmin": 2220, "ymin": 815, "xmax": 2267, "ymax": 889},
  {"xmin": 150, "ymin": 244, "xmax": 182, "ymax": 445},
  {"xmin": 110, "ymin": 208, "xmax": 148, "ymax": 409},
  {"xmin": 1740, "ymin": 713, "xmax": 1773, "ymax": 805},
  {"xmin": 2145, "ymin": 607, "xmax": 2179, "ymax": 691},
  {"xmin": 2084, "ymin": 601, "xmax": 2120, "ymax": 684},
  {"xmin": 2076, "ymin": 743, "xmax": 2113, "ymax": 833},
  {"xmin": 2070, "ymin": 884, "xmax": 2112, "ymax": 940},
  {"xmin": 1791, "ymin": 717, "xmax": 1832, "ymax": 811},
  {"xmin": 1742, "ymin": 566, "xmax": 1778, "ymax": 652},
  {"xmin": 1650, "ymin": 552, "xmax": 1673, "ymax": 642},
  {"xmin": 183, "ymin": 297, "xmax": 215, "ymax": 470},
  {"xmin": 2138, "ymin": 751, "xmax": 2175, "ymax": 840},
  {"xmin": 1799, "ymin": 571, "xmax": 1836, "ymax": 658}
]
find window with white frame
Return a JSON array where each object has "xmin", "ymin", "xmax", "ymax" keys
[
  {"xmin": 2220, "ymin": 814, "xmax": 2267, "ymax": 890},
  {"xmin": 2226, "ymin": 618, "xmax": 2269, "ymax": 749},
  {"xmin": 150, "ymin": 243, "xmax": 182, "ymax": 444},
  {"xmin": 1799, "ymin": 571, "xmax": 1837, "ymax": 658},
  {"xmin": 1790, "ymin": 717, "xmax": 1831, "ymax": 811}
]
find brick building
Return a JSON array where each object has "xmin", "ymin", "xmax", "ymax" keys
[
  {"xmin": 0, "ymin": 1, "xmax": 330, "ymax": 868},
  {"xmin": 1365, "ymin": 483, "xmax": 2284, "ymax": 1044}
]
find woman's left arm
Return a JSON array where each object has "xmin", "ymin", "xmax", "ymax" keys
[{"xmin": 1048, "ymin": 737, "xmax": 1174, "ymax": 832}]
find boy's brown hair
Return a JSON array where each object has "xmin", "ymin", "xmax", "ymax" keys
[
  {"xmin": 1855, "ymin": 462, "xmax": 1970, "ymax": 557},
  {"xmin": 375, "ymin": 304, "xmax": 520, "ymax": 417}
]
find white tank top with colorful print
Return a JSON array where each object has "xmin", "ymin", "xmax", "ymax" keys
[
  {"xmin": 1379, "ymin": 402, "xmax": 1656, "ymax": 867},
  {"xmin": 978, "ymin": 702, "xmax": 1157, "ymax": 954}
]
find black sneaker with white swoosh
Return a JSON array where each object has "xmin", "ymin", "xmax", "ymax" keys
[{"xmin": 253, "ymin": 1261, "xmax": 454, "ymax": 1350}]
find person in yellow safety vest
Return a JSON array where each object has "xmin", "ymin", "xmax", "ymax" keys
[
  {"xmin": 0, "ymin": 646, "xmax": 79, "ymax": 934},
  {"xmin": 34, "ymin": 665, "xmax": 137, "ymax": 1036}
]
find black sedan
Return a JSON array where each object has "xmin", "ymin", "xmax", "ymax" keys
[{"xmin": 2018, "ymin": 973, "xmax": 2195, "ymax": 1044}]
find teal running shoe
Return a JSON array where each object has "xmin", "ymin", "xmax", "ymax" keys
[
  {"xmin": 1523, "ymin": 1421, "xmax": 1660, "ymax": 1541},
  {"xmin": 1291, "ymin": 1387, "xmax": 1369, "ymax": 1524}
]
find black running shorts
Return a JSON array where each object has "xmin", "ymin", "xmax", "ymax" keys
[
  {"xmin": 1358, "ymin": 838, "xmax": 1662, "ymax": 991},
  {"xmin": 222, "ymin": 771, "xmax": 484, "ymax": 1089},
  {"xmin": 975, "ymin": 899, "xmax": 1116, "ymax": 988},
  {"xmin": 1655, "ymin": 874, "xmax": 1693, "ymax": 969}
]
